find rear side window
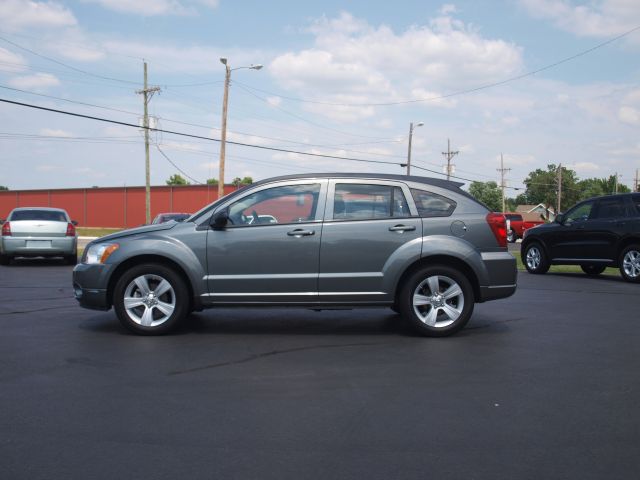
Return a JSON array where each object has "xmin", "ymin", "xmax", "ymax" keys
[
  {"xmin": 505, "ymin": 214, "xmax": 523, "ymax": 221},
  {"xmin": 592, "ymin": 197, "xmax": 627, "ymax": 219},
  {"xmin": 9, "ymin": 210, "xmax": 67, "ymax": 222},
  {"xmin": 410, "ymin": 189, "xmax": 456, "ymax": 217},
  {"xmin": 333, "ymin": 184, "xmax": 410, "ymax": 220}
]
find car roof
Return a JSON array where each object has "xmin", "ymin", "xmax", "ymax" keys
[
  {"xmin": 11, "ymin": 207, "xmax": 68, "ymax": 212},
  {"xmin": 252, "ymin": 172, "xmax": 463, "ymax": 187}
]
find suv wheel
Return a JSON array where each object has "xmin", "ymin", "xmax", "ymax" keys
[
  {"xmin": 113, "ymin": 264, "xmax": 189, "ymax": 335},
  {"xmin": 619, "ymin": 245, "xmax": 640, "ymax": 283},
  {"xmin": 581, "ymin": 264, "xmax": 606, "ymax": 276},
  {"xmin": 399, "ymin": 265, "xmax": 474, "ymax": 337},
  {"xmin": 523, "ymin": 243, "xmax": 549, "ymax": 274}
]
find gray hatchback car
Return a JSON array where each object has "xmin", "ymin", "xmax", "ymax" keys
[{"xmin": 73, "ymin": 174, "xmax": 517, "ymax": 336}]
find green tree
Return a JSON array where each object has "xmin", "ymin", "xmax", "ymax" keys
[
  {"xmin": 0, "ymin": 185, "xmax": 8, "ymax": 191},
  {"xmin": 523, "ymin": 164, "xmax": 579, "ymax": 212},
  {"xmin": 206, "ymin": 178, "xmax": 219, "ymax": 186},
  {"xmin": 166, "ymin": 174, "xmax": 189, "ymax": 186},
  {"xmin": 240, "ymin": 176, "xmax": 253, "ymax": 185},
  {"xmin": 468, "ymin": 181, "xmax": 502, "ymax": 212}
]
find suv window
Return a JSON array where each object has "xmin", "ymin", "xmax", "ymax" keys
[
  {"xmin": 10, "ymin": 210, "xmax": 67, "ymax": 222},
  {"xmin": 228, "ymin": 184, "xmax": 320, "ymax": 226},
  {"xmin": 410, "ymin": 189, "xmax": 456, "ymax": 217},
  {"xmin": 632, "ymin": 194, "xmax": 640, "ymax": 215},
  {"xmin": 334, "ymin": 184, "xmax": 409, "ymax": 220},
  {"xmin": 564, "ymin": 201, "xmax": 594, "ymax": 224},
  {"xmin": 505, "ymin": 214, "xmax": 523, "ymax": 221},
  {"xmin": 592, "ymin": 197, "xmax": 627, "ymax": 219}
]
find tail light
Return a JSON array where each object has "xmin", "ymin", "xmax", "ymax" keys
[
  {"xmin": 1, "ymin": 221, "xmax": 10, "ymax": 236},
  {"xmin": 66, "ymin": 222, "xmax": 76, "ymax": 237},
  {"xmin": 486, "ymin": 213, "xmax": 507, "ymax": 247}
]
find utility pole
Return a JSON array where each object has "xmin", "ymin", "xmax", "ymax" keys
[
  {"xmin": 497, "ymin": 153, "xmax": 511, "ymax": 212},
  {"xmin": 218, "ymin": 58, "xmax": 263, "ymax": 200},
  {"xmin": 635, "ymin": 169, "xmax": 639, "ymax": 192},
  {"xmin": 136, "ymin": 62, "xmax": 160, "ymax": 225},
  {"xmin": 614, "ymin": 172, "xmax": 619, "ymax": 194},
  {"xmin": 557, "ymin": 163, "xmax": 562, "ymax": 214},
  {"xmin": 406, "ymin": 121, "xmax": 423, "ymax": 176},
  {"xmin": 441, "ymin": 139, "xmax": 459, "ymax": 181}
]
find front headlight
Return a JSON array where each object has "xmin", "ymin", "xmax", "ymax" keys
[{"xmin": 83, "ymin": 243, "xmax": 120, "ymax": 264}]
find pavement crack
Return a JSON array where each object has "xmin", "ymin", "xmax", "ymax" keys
[{"xmin": 168, "ymin": 342, "xmax": 382, "ymax": 376}]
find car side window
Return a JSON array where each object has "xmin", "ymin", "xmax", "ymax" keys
[
  {"xmin": 410, "ymin": 189, "xmax": 457, "ymax": 217},
  {"xmin": 592, "ymin": 198, "xmax": 627, "ymax": 219},
  {"xmin": 564, "ymin": 201, "xmax": 594, "ymax": 224},
  {"xmin": 632, "ymin": 194, "xmax": 640, "ymax": 215},
  {"xmin": 227, "ymin": 184, "xmax": 321, "ymax": 227},
  {"xmin": 333, "ymin": 184, "xmax": 409, "ymax": 220}
]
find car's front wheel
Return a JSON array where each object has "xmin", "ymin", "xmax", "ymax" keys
[
  {"xmin": 523, "ymin": 243, "xmax": 550, "ymax": 274},
  {"xmin": 619, "ymin": 245, "xmax": 640, "ymax": 283},
  {"xmin": 398, "ymin": 265, "xmax": 474, "ymax": 337},
  {"xmin": 113, "ymin": 264, "xmax": 189, "ymax": 335},
  {"xmin": 581, "ymin": 264, "xmax": 606, "ymax": 276}
]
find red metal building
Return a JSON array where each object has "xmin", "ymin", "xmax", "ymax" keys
[{"xmin": 0, "ymin": 185, "xmax": 237, "ymax": 228}]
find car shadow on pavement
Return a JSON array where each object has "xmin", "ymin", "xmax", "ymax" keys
[{"xmin": 5, "ymin": 257, "xmax": 74, "ymax": 267}]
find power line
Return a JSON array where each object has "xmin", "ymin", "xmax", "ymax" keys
[
  {"xmin": 233, "ymin": 25, "xmax": 640, "ymax": 107},
  {"xmin": 155, "ymin": 144, "xmax": 204, "ymax": 185}
]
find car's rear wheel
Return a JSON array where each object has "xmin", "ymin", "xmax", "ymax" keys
[
  {"xmin": 0, "ymin": 253, "xmax": 10, "ymax": 265},
  {"xmin": 619, "ymin": 245, "xmax": 640, "ymax": 283},
  {"xmin": 581, "ymin": 264, "xmax": 606, "ymax": 276},
  {"xmin": 113, "ymin": 264, "xmax": 189, "ymax": 335},
  {"xmin": 399, "ymin": 265, "xmax": 474, "ymax": 337},
  {"xmin": 523, "ymin": 243, "xmax": 550, "ymax": 274}
]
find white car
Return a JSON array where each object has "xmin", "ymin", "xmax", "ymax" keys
[{"xmin": 0, "ymin": 207, "xmax": 78, "ymax": 265}]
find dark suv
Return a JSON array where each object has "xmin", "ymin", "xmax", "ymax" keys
[
  {"xmin": 521, "ymin": 193, "xmax": 640, "ymax": 282},
  {"xmin": 73, "ymin": 173, "xmax": 517, "ymax": 336}
]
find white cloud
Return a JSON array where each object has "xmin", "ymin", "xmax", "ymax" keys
[
  {"xmin": 0, "ymin": 47, "xmax": 28, "ymax": 73},
  {"xmin": 519, "ymin": 0, "xmax": 640, "ymax": 38},
  {"xmin": 269, "ymin": 11, "xmax": 523, "ymax": 121},
  {"xmin": 85, "ymin": 0, "xmax": 218, "ymax": 16},
  {"xmin": 0, "ymin": 0, "xmax": 77, "ymax": 31},
  {"xmin": 266, "ymin": 96, "xmax": 282, "ymax": 107},
  {"xmin": 618, "ymin": 105, "xmax": 640, "ymax": 125},
  {"xmin": 40, "ymin": 128, "xmax": 73, "ymax": 137},
  {"xmin": 7, "ymin": 73, "xmax": 60, "ymax": 90},
  {"xmin": 571, "ymin": 161, "xmax": 601, "ymax": 172}
]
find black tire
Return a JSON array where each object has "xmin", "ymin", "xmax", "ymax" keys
[
  {"xmin": 581, "ymin": 264, "xmax": 606, "ymax": 276},
  {"xmin": 0, "ymin": 253, "xmax": 10, "ymax": 266},
  {"xmin": 113, "ymin": 263, "xmax": 189, "ymax": 335},
  {"xmin": 398, "ymin": 265, "xmax": 474, "ymax": 337},
  {"xmin": 522, "ymin": 242, "xmax": 550, "ymax": 274},
  {"xmin": 619, "ymin": 244, "xmax": 640, "ymax": 283},
  {"xmin": 507, "ymin": 229, "xmax": 516, "ymax": 243},
  {"xmin": 64, "ymin": 254, "xmax": 77, "ymax": 265}
]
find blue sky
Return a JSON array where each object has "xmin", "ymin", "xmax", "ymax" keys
[{"xmin": 1, "ymin": 0, "xmax": 639, "ymax": 194}]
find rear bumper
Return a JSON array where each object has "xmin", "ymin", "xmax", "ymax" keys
[
  {"xmin": 478, "ymin": 251, "xmax": 517, "ymax": 302},
  {"xmin": 1, "ymin": 236, "xmax": 76, "ymax": 256},
  {"xmin": 73, "ymin": 263, "xmax": 113, "ymax": 310}
]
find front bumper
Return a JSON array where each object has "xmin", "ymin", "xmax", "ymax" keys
[
  {"xmin": 73, "ymin": 262, "xmax": 114, "ymax": 310},
  {"xmin": 478, "ymin": 251, "xmax": 517, "ymax": 302},
  {"xmin": 1, "ymin": 236, "xmax": 76, "ymax": 256}
]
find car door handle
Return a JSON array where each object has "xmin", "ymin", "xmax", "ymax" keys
[
  {"xmin": 389, "ymin": 224, "xmax": 416, "ymax": 232},
  {"xmin": 287, "ymin": 229, "xmax": 315, "ymax": 237}
]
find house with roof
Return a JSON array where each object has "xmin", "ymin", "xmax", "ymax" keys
[{"xmin": 515, "ymin": 203, "xmax": 555, "ymax": 222}]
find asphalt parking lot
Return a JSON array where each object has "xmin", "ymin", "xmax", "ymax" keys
[{"xmin": 1, "ymin": 261, "xmax": 638, "ymax": 480}]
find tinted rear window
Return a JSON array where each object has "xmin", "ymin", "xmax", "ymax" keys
[
  {"xmin": 505, "ymin": 214, "xmax": 523, "ymax": 221},
  {"xmin": 632, "ymin": 194, "xmax": 640, "ymax": 215},
  {"xmin": 410, "ymin": 189, "xmax": 456, "ymax": 217},
  {"xmin": 10, "ymin": 210, "xmax": 67, "ymax": 222}
]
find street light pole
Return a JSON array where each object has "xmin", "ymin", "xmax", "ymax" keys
[
  {"xmin": 406, "ymin": 121, "xmax": 423, "ymax": 176},
  {"xmin": 217, "ymin": 58, "xmax": 262, "ymax": 200}
]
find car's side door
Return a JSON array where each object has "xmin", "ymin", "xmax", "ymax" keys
[
  {"xmin": 318, "ymin": 180, "xmax": 421, "ymax": 303},
  {"xmin": 584, "ymin": 196, "xmax": 629, "ymax": 261},
  {"xmin": 205, "ymin": 180, "xmax": 327, "ymax": 303},
  {"xmin": 548, "ymin": 200, "xmax": 596, "ymax": 260}
]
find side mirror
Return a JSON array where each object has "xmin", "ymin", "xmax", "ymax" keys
[
  {"xmin": 210, "ymin": 210, "xmax": 229, "ymax": 230},
  {"xmin": 555, "ymin": 213, "xmax": 565, "ymax": 224},
  {"xmin": 71, "ymin": 220, "xmax": 78, "ymax": 226}
]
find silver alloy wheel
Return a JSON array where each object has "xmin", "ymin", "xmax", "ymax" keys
[
  {"xmin": 526, "ymin": 246, "xmax": 541, "ymax": 270},
  {"xmin": 622, "ymin": 249, "xmax": 640, "ymax": 278},
  {"xmin": 123, "ymin": 274, "xmax": 176, "ymax": 327},
  {"xmin": 412, "ymin": 275, "xmax": 464, "ymax": 328}
]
